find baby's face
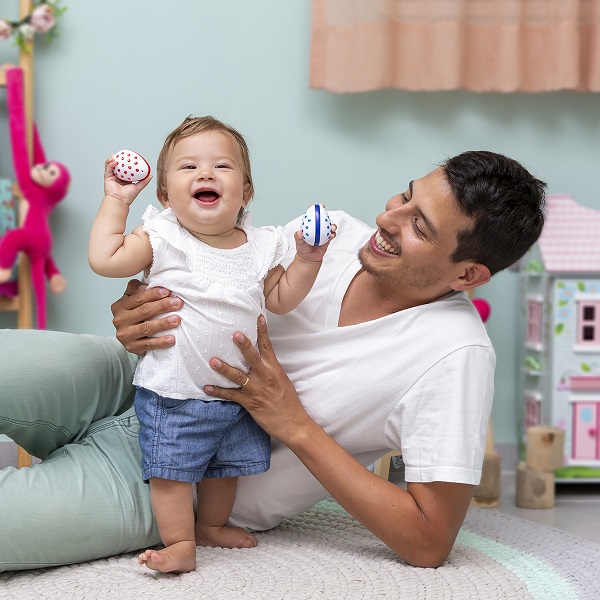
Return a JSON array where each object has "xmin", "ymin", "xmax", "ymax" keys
[{"xmin": 161, "ymin": 131, "xmax": 251, "ymax": 237}]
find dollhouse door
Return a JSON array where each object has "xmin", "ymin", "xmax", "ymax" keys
[{"xmin": 572, "ymin": 402, "xmax": 599, "ymax": 460}]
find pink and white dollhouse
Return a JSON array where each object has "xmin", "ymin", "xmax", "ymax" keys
[{"xmin": 519, "ymin": 195, "xmax": 600, "ymax": 481}]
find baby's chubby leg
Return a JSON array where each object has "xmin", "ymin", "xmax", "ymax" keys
[
  {"xmin": 195, "ymin": 476, "xmax": 257, "ymax": 548},
  {"xmin": 139, "ymin": 478, "xmax": 196, "ymax": 573}
]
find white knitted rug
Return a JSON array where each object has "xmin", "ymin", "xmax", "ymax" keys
[{"xmin": 1, "ymin": 500, "xmax": 599, "ymax": 599}]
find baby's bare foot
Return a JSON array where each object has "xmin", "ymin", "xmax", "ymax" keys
[
  {"xmin": 138, "ymin": 540, "xmax": 196, "ymax": 573},
  {"xmin": 196, "ymin": 525, "xmax": 257, "ymax": 549}
]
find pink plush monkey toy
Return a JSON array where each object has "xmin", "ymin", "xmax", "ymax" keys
[{"xmin": 0, "ymin": 66, "xmax": 70, "ymax": 329}]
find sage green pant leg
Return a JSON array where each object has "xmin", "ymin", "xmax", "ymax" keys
[
  {"xmin": 0, "ymin": 330, "xmax": 160, "ymax": 571},
  {"xmin": 0, "ymin": 329, "xmax": 137, "ymax": 457},
  {"xmin": 0, "ymin": 407, "xmax": 160, "ymax": 571}
]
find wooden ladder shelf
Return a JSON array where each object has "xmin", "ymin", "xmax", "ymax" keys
[{"xmin": 0, "ymin": 0, "xmax": 37, "ymax": 468}]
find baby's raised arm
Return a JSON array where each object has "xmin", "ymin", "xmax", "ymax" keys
[
  {"xmin": 88, "ymin": 157, "xmax": 154, "ymax": 278},
  {"xmin": 264, "ymin": 222, "xmax": 336, "ymax": 315}
]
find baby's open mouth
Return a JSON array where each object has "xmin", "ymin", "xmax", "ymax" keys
[{"xmin": 194, "ymin": 191, "xmax": 219, "ymax": 203}]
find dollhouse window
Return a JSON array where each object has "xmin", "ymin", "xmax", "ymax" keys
[
  {"xmin": 524, "ymin": 392, "xmax": 542, "ymax": 428},
  {"xmin": 526, "ymin": 299, "xmax": 543, "ymax": 348},
  {"xmin": 577, "ymin": 301, "xmax": 600, "ymax": 346}
]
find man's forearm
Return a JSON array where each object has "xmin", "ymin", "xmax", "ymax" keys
[{"xmin": 286, "ymin": 421, "xmax": 472, "ymax": 567}]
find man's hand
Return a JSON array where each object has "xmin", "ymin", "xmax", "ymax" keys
[
  {"xmin": 205, "ymin": 315, "xmax": 313, "ymax": 445},
  {"xmin": 111, "ymin": 279, "xmax": 183, "ymax": 355}
]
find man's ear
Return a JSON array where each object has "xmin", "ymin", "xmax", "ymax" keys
[
  {"xmin": 450, "ymin": 262, "xmax": 491, "ymax": 292},
  {"xmin": 157, "ymin": 189, "xmax": 169, "ymax": 208}
]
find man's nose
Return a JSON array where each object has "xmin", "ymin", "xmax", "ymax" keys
[{"xmin": 377, "ymin": 199, "xmax": 405, "ymax": 229}]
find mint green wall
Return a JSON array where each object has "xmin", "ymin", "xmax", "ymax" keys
[{"xmin": 1, "ymin": 1, "xmax": 599, "ymax": 445}]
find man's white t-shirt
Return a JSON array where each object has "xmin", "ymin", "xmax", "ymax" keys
[{"xmin": 232, "ymin": 211, "xmax": 495, "ymax": 530}]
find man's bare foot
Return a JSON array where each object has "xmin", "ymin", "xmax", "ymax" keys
[
  {"xmin": 195, "ymin": 525, "xmax": 257, "ymax": 549},
  {"xmin": 138, "ymin": 540, "xmax": 196, "ymax": 573}
]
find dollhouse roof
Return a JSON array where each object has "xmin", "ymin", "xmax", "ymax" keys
[{"xmin": 538, "ymin": 195, "xmax": 600, "ymax": 274}]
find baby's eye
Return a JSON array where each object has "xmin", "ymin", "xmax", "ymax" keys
[
  {"xmin": 215, "ymin": 163, "xmax": 231, "ymax": 169},
  {"xmin": 182, "ymin": 164, "xmax": 196, "ymax": 170}
]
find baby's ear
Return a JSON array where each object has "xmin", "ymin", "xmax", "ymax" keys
[
  {"xmin": 242, "ymin": 182, "xmax": 253, "ymax": 207},
  {"xmin": 156, "ymin": 189, "xmax": 169, "ymax": 207}
]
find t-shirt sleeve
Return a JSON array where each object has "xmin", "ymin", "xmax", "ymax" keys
[{"xmin": 384, "ymin": 344, "xmax": 495, "ymax": 485}]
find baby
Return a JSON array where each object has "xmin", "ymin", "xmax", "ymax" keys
[{"xmin": 89, "ymin": 115, "xmax": 334, "ymax": 573}]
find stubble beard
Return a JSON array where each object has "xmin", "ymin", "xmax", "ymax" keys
[{"xmin": 357, "ymin": 245, "xmax": 445, "ymax": 292}]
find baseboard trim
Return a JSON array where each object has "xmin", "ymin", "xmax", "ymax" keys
[{"xmin": 497, "ymin": 442, "xmax": 518, "ymax": 474}]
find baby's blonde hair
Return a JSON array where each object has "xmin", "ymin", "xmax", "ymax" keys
[{"xmin": 156, "ymin": 116, "xmax": 253, "ymax": 221}]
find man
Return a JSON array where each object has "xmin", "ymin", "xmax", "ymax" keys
[{"xmin": 0, "ymin": 151, "xmax": 545, "ymax": 571}]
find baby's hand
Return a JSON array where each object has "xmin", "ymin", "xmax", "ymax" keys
[
  {"xmin": 103, "ymin": 157, "xmax": 152, "ymax": 205},
  {"xmin": 294, "ymin": 223, "xmax": 337, "ymax": 263}
]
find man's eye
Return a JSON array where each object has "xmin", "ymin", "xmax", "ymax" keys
[
  {"xmin": 412, "ymin": 217, "xmax": 425, "ymax": 237},
  {"xmin": 402, "ymin": 193, "xmax": 410, "ymax": 204}
]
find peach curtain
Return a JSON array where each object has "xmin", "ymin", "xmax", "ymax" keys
[{"xmin": 310, "ymin": 0, "xmax": 600, "ymax": 92}]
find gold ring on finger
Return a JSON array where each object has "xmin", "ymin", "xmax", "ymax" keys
[{"xmin": 241, "ymin": 375, "xmax": 250, "ymax": 388}]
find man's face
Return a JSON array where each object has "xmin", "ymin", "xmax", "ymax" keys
[{"xmin": 358, "ymin": 167, "xmax": 477, "ymax": 297}]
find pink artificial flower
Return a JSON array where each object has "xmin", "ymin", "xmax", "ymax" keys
[
  {"xmin": 30, "ymin": 4, "xmax": 55, "ymax": 33},
  {"xmin": 0, "ymin": 19, "xmax": 12, "ymax": 40}
]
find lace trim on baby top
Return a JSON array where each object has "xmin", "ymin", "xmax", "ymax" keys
[{"xmin": 190, "ymin": 239, "xmax": 258, "ymax": 289}]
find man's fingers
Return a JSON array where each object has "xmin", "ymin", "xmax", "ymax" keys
[
  {"xmin": 121, "ymin": 329, "xmax": 176, "ymax": 355},
  {"xmin": 125, "ymin": 278, "xmax": 145, "ymax": 297},
  {"xmin": 205, "ymin": 383, "xmax": 244, "ymax": 404},
  {"xmin": 112, "ymin": 296, "xmax": 182, "ymax": 340},
  {"xmin": 111, "ymin": 285, "xmax": 178, "ymax": 316},
  {"xmin": 232, "ymin": 331, "xmax": 264, "ymax": 371},
  {"xmin": 256, "ymin": 315, "xmax": 275, "ymax": 356},
  {"xmin": 116, "ymin": 315, "xmax": 179, "ymax": 354}
]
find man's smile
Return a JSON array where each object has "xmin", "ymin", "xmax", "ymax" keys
[{"xmin": 371, "ymin": 229, "xmax": 400, "ymax": 256}]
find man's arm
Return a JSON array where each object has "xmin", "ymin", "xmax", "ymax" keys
[{"xmin": 204, "ymin": 317, "xmax": 474, "ymax": 568}]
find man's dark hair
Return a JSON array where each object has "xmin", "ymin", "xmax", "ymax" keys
[{"xmin": 442, "ymin": 151, "xmax": 546, "ymax": 276}]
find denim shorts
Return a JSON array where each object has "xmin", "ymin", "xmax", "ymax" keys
[{"xmin": 134, "ymin": 387, "xmax": 271, "ymax": 483}]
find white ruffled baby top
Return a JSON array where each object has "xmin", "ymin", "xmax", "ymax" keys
[{"xmin": 133, "ymin": 206, "xmax": 288, "ymax": 399}]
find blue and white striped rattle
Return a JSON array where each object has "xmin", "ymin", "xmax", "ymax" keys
[{"xmin": 301, "ymin": 204, "xmax": 332, "ymax": 246}]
